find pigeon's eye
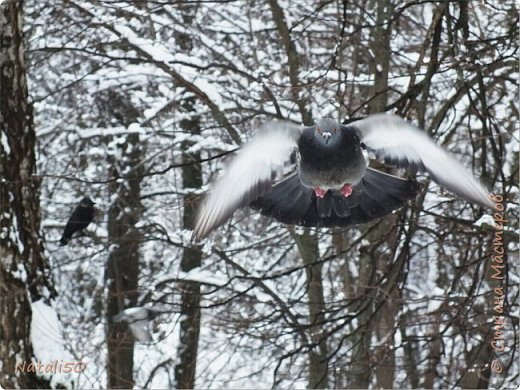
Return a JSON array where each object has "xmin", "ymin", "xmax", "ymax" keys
[
  {"xmin": 333, "ymin": 128, "xmax": 337, "ymax": 133},
  {"xmin": 316, "ymin": 127, "xmax": 321, "ymax": 134}
]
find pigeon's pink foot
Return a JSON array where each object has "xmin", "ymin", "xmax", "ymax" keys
[
  {"xmin": 314, "ymin": 187, "xmax": 327, "ymax": 198},
  {"xmin": 341, "ymin": 183, "xmax": 353, "ymax": 198}
]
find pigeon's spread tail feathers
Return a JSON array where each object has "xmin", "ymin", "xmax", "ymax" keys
[
  {"xmin": 334, "ymin": 168, "xmax": 421, "ymax": 226},
  {"xmin": 251, "ymin": 168, "xmax": 420, "ymax": 227},
  {"xmin": 250, "ymin": 173, "xmax": 313, "ymax": 225}
]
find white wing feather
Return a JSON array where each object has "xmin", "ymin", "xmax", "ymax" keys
[
  {"xmin": 352, "ymin": 114, "xmax": 493, "ymax": 208},
  {"xmin": 193, "ymin": 122, "xmax": 303, "ymax": 240},
  {"xmin": 113, "ymin": 307, "xmax": 154, "ymax": 343},
  {"xmin": 129, "ymin": 320, "xmax": 153, "ymax": 343}
]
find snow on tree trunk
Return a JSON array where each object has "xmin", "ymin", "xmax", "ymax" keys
[
  {"xmin": 104, "ymin": 91, "xmax": 143, "ymax": 389},
  {"xmin": 174, "ymin": 5, "xmax": 203, "ymax": 388},
  {"xmin": 0, "ymin": 0, "xmax": 54, "ymax": 387}
]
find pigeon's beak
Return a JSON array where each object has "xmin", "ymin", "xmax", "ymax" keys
[{"xmin": 323, "ymin": 132, "xmax": 332, "ymax": 144}]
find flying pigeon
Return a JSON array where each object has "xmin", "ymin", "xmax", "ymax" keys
[
  {"xmin": 193, "ymin": 114, "xmax": 493, "ymax": 240},
  {"xmin": 59, "ymin": 196, "xmax": 95, "ymax": 245},
  {"xmin": 113, "ymin": 307, "xmax": 159, "ymax": 343}
]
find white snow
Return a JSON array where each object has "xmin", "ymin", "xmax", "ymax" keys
[
  {"xmin": 474, "ymin": 214, "xmax": 496, "ymax": 228},
  {"xmin": 1, "ymin": 131, "xmax": 10, "ymax": 154},
  {"xmin": 31, "ymin": 300, "xmax": 78, "ymax": 387}
]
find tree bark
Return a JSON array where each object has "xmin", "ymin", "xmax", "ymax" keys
[
  {"xmin": 174, "ymin": 99, "xmax": 203, "ymax": 389},
  {"xmin": 367, "ymin": 0, "xmax": 393, "ymax": 114},
  {"xmin": 174, "ymin": 4, "xmax": 203, "ymax": 388},
  {"xmin": 293, "ymin": 231, "xmax": 329, "ymax": 389},
  {"xmin": 349, "ymin": 2, "xmax": 396, "ymax": 388},
  {"xmin": 0, "ymin": 1, "xmax": 54, "ymax": 387},
  {"xmin": 105, "ymin": 93, "xmax": 143, "ymax": 389},
  {"xmin": 267, "ymin": 0, "xmax": 312, "ymax": 125}
]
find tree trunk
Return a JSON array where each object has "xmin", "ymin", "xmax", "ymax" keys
[
  {"xmin": 293, "ymin": 231, "xmax": 329, "ymax": 389},
  {"xmin": 345, "ymin": 227, "xmax": 375, "ymax": 390},
  {"xmin": 267, "ymin": 0, "xmax": 312, "ymax": 125},
  {"xmin": 267, "ymin": 2, "xmax": 327, "ymax": 386},
  {"xmin": 458, "ymin": 330, "xmax": 492, "ymax": 389},
  {"xmin": 174, "ymin": 4, "xmax": 203, "ymax": 388},
  {"xmin": 174, "ymin": 100, "xmax": 203, "ymax": 389},
  {"xmin": 423, "ymin": 316, "xmax": 441, "ymax": 389},
  {"xmin": 349, "ymin": 2, "xmax": 396, "ymax": 388},
  {"xmin": 0, "ymin": 1, "xmax": 54, "ymax": 387},
  {"xmin": 105, "ymin": 94, "xmax": 143, "ymax": 389},
  {"xmin": 367, "ymin": 0, "xmax": 393, "ymax": 114}
]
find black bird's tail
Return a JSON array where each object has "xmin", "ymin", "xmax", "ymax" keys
[{"xmin": 250, "ymin": 168, "xmax": 420, "ymax": 227}]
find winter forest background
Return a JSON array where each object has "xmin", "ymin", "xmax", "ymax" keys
[{"xmin": 1, "ymin": 0, "xmax": 518, "ymax": 389}]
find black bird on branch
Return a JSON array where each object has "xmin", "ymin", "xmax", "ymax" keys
[
  {"xmin": 60, "ymin": 197, "xmax": 95, "ymax": 245},
  {"xmin": 193, "ymin": 113, "xmax": 493, "ymax": 240}
]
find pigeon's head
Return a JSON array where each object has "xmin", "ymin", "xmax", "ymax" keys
[
  {"xmin": 315, "ymin": 118, "xmax": 340, "ymax": 145},
  {"xmin": 80, "ymin": 197, "xmax": 95, "ymax": 207}
]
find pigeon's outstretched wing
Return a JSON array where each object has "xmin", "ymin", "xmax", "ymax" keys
[
  {"xmin": 113, "ymin": 307, "xmax": 157, "ymax": 343},
  {"xmin": 348, "ymin": 114, "xmax": 493, "ymax": 208},
  {"xmin": 193, "ymin": 122, "xmax": 303, "ymax": 240}
]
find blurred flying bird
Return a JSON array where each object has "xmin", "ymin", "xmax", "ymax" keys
[
  {"xmin": 60, "ymin": 196, "xmax": 95, "ymax": 245},
  {"xmin": 113, "ymin": 307, "xmax": 159, "ymax": 343},
  {"xmin": 193, "ymin": 113, "xmax": 493, "ymax": 240}
]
